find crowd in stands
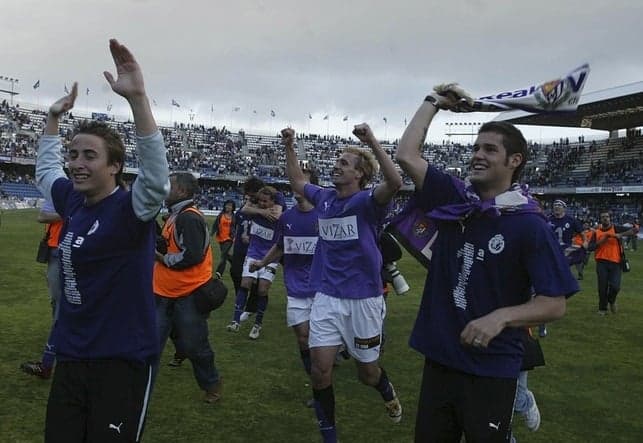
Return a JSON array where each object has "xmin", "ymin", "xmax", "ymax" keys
[{"xmin": 1, "ymin": 101, "xmax": 641, "ymax": 220}]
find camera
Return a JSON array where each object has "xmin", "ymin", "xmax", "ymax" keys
[{"xmin": 384, "ymin": 262, "xmax": 410, "ymax": 295}]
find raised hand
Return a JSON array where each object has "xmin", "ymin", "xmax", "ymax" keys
[
  {"xmin": 49, "ymin": 82, "xmax": 78, "ymax": 117},
  {"xmin": 103, "ymin": 39, "xmax": 146, "ymax": 100},
  {"xmin": 281, "ymin": 128, "xmax": 295, "ymax": 147},
  {"xmin": 352, "ymin": 123, "xmax": 376, "ymax": 145},
  {"xmin": 432, "ymin": 83, "xmax": 475, "ymax": 112}
]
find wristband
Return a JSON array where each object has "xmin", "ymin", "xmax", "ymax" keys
[{"xmin": 424, "ymin": 95, "xmax": 439, "ymax": 109}]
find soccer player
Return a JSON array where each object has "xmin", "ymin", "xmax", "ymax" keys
[
  {"xmin": 283, "ymin": 124, "xmax": 403, "ymax": 443},
  {"xmin": 249, "ymin": 168, "xmax": 319, "ymax": 381},
  {"xmin": 227, "ymin": 186, "xmax": 282, "ymax": 339},
  {"xmin": 35, "ymin": 40, "xmax": 169, "ymax": 442},
  {"xmin": 396, "ymin": 86, "xmax": 578, "ymax": 443}
]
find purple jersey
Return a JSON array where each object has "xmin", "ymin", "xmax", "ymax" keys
[
  {"xmin": 410, "ymin": 167, "xmax": 578, "ymax": 378},
  {"xmin": 51, "ymin": 178, "xmax": 159, "ymax": 363},
  {"xmin": 548, "ymin": 214, "xmax": 582, "ymax": 248},
  {"xmin": 246, "ymin": 213, "xmax": 279, "ymax": 260},
  {"xmin": 304, "ymin": 184, "xmax": 389, "ymax": 300},
  {"xmin": 275, "ymin": 206, "xmax": 319, "ymax": 298}
]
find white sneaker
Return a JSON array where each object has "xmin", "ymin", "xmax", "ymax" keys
[
  {"xmin": 226, "ymin": 321, "xmax": 240, "ymax": 332},
  {"xmin": 523, "ymin": 391, "xmax": 541, "ymax": 431},
  {"xmin": 384, "ymin": 384, "xmax": 402, "ymax": 423},
  {"xmin": 248, "ymin": 324, "xmax": 262, "ymax": 340}
]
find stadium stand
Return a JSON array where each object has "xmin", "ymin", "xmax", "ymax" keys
[{"xmin": 1, "ymin": 100, "xmax": 641, "ymax": 222}]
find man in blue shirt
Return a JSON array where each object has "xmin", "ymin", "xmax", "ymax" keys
[{"xmin": 397, "ymin": 86, "xmax": 579, "ymax": 442}]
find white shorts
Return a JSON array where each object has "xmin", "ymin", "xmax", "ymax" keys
[
  {"xmin": 286, "ymin": 296, "xmax": 314, "ymax": 327},
  {"xmin": 309, "ymin": 292, "xmax": 386, "ymax": 363},
  {"xmin": 242, "ymin": 257, "xmax": 279, "ymax": 282}
]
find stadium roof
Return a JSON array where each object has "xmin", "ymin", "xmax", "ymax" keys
[{"xmin": 494, "ymin": 81, "xmax": 643, "ymax": 131}]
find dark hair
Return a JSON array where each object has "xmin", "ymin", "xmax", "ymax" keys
[
  {"xmin": 223, "ymin": 199, "xmax": 236, "ymax": 211},
  {"xmin": 74, "ymin": 121, "xmax": 125, "ymax": 186},
  {"xmin": 599, "ymin": 209, "xmax": 611, "ymax": 216},
  {"xmin": 257, "ymin": 186, "xmax": 278, "ymax": 202},
  {"xmin": 478, "ymin": 121, "xmax": 528, "ymax": 183},
  {"xmin": 303, "ymin": 168, "xmax": 319, "ymax": 186},
  {"xmin": 170, "ymin": 172, "xmax": 198, "ymax": 198},
  {"xmin": 243, "ymin": 176, "xmax": 265, "ymax": 195}
]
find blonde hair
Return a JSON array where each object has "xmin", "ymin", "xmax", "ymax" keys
[{"xmin": 341, "ymin": 147, "xmax": 379, "ymax": 189}]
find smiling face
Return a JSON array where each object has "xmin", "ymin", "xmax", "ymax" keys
[
  {"xmin": 67, "ymin": 133, "xmax": 121, "ymax": 205},
  {"xmin": 553, "ymin": 204, "xmax": 566, "ymax": 218},
  {"xmin": 468, "ymin": 131, "xmax": 522, "ymax": 199},
  {"xmin": 331, "ymin": 152, "xmax": 362, "ymax": 188},
  {"xmin": 256, "ymin": 192, "xmax": 274, "ymax": 209}
]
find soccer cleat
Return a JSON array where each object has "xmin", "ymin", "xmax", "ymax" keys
[
  {"xmin": 523, "ymin": 391, "xmax": 541, "ymax": 431},
  {"xmin": 20, "ymin": 361, "xmax": 52, "ymax": 380},
  {"xmin": 248, "ymin": 324, "xmax": 262, "ymax": 340},
  {"xmin": 167, "ymin": 356, "xmax": 185, "ymax": 367},
  {"xmin": 609, "ymin": 302, "xmax": 618, "ymax": 314},
  {"xmin": 384, "ymin": 384, "xmax": 402, "ymax": 423},
  {"xmin": 597, "ymin": 310, "xmax": 608, "ymax": 316},
  {"xmin": 226, "ymin": 321, "xmax": 240, "ymax": 332},
  {"xmin": 215, "ymin": 271, "xmax": 222, "ymax": 280}
]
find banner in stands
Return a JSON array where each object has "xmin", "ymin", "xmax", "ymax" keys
[
  {"xmin": 91, "ymin": 112, "xmax": 110, "ymax": 121},
  {"xmin": 470, "ymin": 64, "xmax": 590, "ymax": 113}
]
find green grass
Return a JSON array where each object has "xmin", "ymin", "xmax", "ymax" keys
[{"xmin": 1, "ymin": 209, "xmax": 642, "ymax": 442}]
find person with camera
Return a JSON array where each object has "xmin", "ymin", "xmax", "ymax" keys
[
  {"xmin": 591, "ymin": 209, "xmax": 634, "ymax": 315},
  {"xmin": 36, "ymin": 39, "xmax": 170, "ymax": 442},
  {"xmin": 154, "ymin": 172, "xmax": 223, "ymax": 403},
  {"xmin": 283, "ymin": 124, "xmax": 403, "ymax": 443}
]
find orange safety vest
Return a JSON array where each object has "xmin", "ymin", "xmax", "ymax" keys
[
  {"xmin": 153, "ymin": 207, "xmax": 213, "ymax": 298},
  {"xmin": 46, "ymin": 219, "xmax": 64, "ymax": 248},
  {"xmin": 594, "ymin": 225, "xmax": 621, "ymax": 264},
  {"xmin": 215, "ymin": 213, "xmax": 233, "ymax": 243}
]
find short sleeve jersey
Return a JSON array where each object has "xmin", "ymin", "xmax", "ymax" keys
[
  {"xmin": 409, "ymin": 167, "xmax": 578, "ymax": 378},
  {"xmin": 275, "ymin": 206, "xmax": 319, "ymax": 298},
  {"xmin": 304, "ymin": 184, "xmax": 389, "ymax": 299}
]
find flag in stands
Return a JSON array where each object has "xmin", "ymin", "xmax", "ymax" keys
[
  {"xmin": 253, "ymin": 110, "xmax": 257, "ymax": 114},
  {"xmin": 383, "ymin": 117, "xmax": 388, "ymax": 123},
  {"xmin": 308, "ymin": 113, "xmax": 312, "ymax": 119},
  {"xmin": 211, "ymin": 105, "xmax": 214, "ymax": 112},
  {"xmin": 86, "ymin": 88, "xmax": 90, "ymax": 95},
  {"xmin": 342, "ymin": 115, "xmax": 348, "ymax": 121},
  {"xmin": 172, "ymin": 99, "xmax": 180, "ymax": 108},
  {"xmin": 233, "ymin": 106, "xmax": 240, "ymax": 112},
  {"xmin": 270, "ymin": 110, "xmax": 276, "ymax": 117},
  {"xmin": 107, "ymin": 103, "xmax": 112, "ymax": 111},
  {"xmin": 33, "ymin": 80, "xmax": 40, "ymax": 90},
  {"xmin": 153, "ymin": 99, "xmax": 158, "ymax": 106},
  {"xmin": 323, "ymin": 115, "xmax": 329, "ymax": 120},
  {"xmin": 64, "ymin": 84, "xmax": 69, "ymax": 94}
]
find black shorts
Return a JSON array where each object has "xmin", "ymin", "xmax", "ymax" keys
[
  {"xmin": 415, "ymin": 359, "xmax": 517, "ymax": 443},
  {"xmin": 45, "ymin": 360, "xmax": 153, "ymax": 443}
]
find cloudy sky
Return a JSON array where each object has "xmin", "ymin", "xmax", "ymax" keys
[{"xmin": 2, "ymin": 0, "xmax": 641, "ymax": 143}]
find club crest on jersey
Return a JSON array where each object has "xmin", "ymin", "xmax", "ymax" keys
[
  {"xmin": 488, "ymin": 234, "xmax": 505, "ymax": 254},
  {"xmin": 413, "ymin": 220, "xmax": 431, "ymax": 238}
]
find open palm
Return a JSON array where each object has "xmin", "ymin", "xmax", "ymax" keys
[
  {"xmin": 103, "ymin": 39, "xmax": 145, "ymax": 99},
  {"xmin": 49, "ymin": 83, "xmax": 78, "ymax": 117}
]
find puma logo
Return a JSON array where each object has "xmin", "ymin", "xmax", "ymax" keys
[
  {"xmin": 109, "ymin": 422, "xmax": 123, "ymax": 434},
  {"xmin": 488, "ymin": 421, "xmax": 500, "ymax": 431}
]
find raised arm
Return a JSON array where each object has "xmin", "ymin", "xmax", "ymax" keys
[
  {"xmin": 104, "ymin": 39, "xmax": 169, "ymax": 221},
  {"xmin": 352, "ymin": 123, "xmax": 402, "ymax": 205},
  {"xmin": 36, "ymin": 83, "xmax": 79, "ymax": 201},
  {"xmin": 282, "ymin": 128, "xmax": 307, "ymax": 196},
  {"xmin": 396, "ymin": 84, "xmax": 472, "ymax": 190}
]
